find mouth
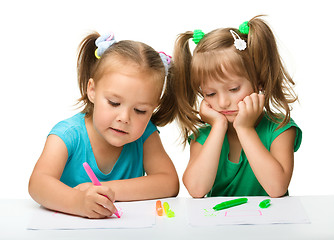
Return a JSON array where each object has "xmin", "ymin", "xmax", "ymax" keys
[
  {"xmin": 110, "ymin": 127, "xmax": 128, "ymax": 134},
  {"xmin": 221, "ymin": 110, "xmax": 237, "ymax": 115}
]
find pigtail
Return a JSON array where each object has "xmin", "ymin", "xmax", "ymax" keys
[
  {"xmin": 77, "ymin": 32, "xmax": 100, "ymax": 117},
  {"xmin": 151, "ymin": 63, "xmax": 177, "ymax": 126},
  {"xmin": 247, "ymin": 16, "xmax": 297, "ymax": 127},
  {"xmin": 173, "ymin": 32, "xmax": 203, "ymax": 145}
]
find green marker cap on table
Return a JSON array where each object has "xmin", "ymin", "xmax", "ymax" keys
[{"xmin": 259, "ymin": 199, "xmax": 271, "ymax": 209}]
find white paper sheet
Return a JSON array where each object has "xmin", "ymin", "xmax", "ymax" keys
[
  {"xmin": 187, "ymin": 196, "xmax": 310, "ymax": 226},
  {"xmin": 27, "ymin": 201, "xmax": 155, "ymax": 230}
]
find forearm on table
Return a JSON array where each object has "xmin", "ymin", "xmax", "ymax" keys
[
  {"xmin": 103, "ymin": 173, "xmax": 179, "ymax": 201},
  {"xmin": 28, "ymin": 173, "xmax": 82, "ymax": 215},
  {"xmin": 183, "ymin": 126, "xmax": 225, "ymax": 198}
]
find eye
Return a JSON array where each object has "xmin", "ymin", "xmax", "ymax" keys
[
  {"xmin": 205, "ymin": 92, "xmax": 216, "ymax": 97},
  {"xmin": 109, "ymin": 100, "xmax": 120, "ymax": 107},
  {"xmin": 229, "ymin": 86, "xmax": 240, "ymax": 92},
  {"xmin": 134, "ymin": 108, "xmax": 147, "ymax": 114}
]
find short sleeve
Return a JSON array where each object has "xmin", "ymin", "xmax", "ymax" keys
[
  {"xmin": 48, "ymin": 122, "xmax": 79, "ymax": 158},
  {"xmin": 142, "ymin": 120, "xmax": 158, "ymax": 142},
  {"xmin": 271, "ymin": 118, "xmax": 302, "ymax": 152},
  {"xmin": 188, "ymin": 124, "xmax": 212, "ymax": 145}
]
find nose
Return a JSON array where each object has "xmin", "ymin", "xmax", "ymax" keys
[
  {"xmin": 116, "ymin": 108, "xmax": 130, "ymax": 124},
  {"xmin": 218, "ymin": 94, "xmax": 231, "ymax": 109}
]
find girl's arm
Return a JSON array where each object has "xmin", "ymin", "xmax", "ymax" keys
[
  {"xmin": 102, "ymin": 131, "xmax": 179, "ymax": 201},
  {"xmin": 28, "ymin": 135, "xmax": 117, "ymax": 218},
  {"xmin": 234, "ymin": 93, "xmax": 296, "ymax": 197},
  {"xmin": 237, "ymin": 127, "xmax": 296, "ymax": 198},
  {"xmin": 183, "ymin": 100, "xmax": 228, "ymax": 198}
]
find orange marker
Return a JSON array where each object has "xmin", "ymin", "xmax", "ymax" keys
[{"xmin": 156, "ymin": 200, "xmax": 163, "ymax": 216}]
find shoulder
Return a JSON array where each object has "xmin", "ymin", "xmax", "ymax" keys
[
  {"xmin": 49, "ymin": 113, "xmax": 87, "ymax": 153},
  {"xmin": 50, "ymin": 113, "xmax": 85, "ymax": 134},
  {"xmin": 188, "ymin": 124, "xmax": 212, "ymax": 145},
  {"xmin": 141, "ymin": 120, "xmax": 158, "ymax": 143},
  {"xmin": 259, "ymin": 114, "xmax": 302, "ymax": 152}
]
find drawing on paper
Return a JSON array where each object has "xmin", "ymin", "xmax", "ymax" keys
[{"xmin": 203, "ymin": 208, "xmax": 262, "ymax": 217}]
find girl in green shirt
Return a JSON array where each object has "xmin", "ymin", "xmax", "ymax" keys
[{"xmin": 173, "ymin": 15, "xmax": 302, "ymax": 198}]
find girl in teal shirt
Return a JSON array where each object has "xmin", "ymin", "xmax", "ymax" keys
[
  {"xmin": 29, "ymin": 32, "xmax": 179, "ymax": 218},
  {"xmin": 173, "ymin": 16, "xmax": 302, "ymax": 198}
]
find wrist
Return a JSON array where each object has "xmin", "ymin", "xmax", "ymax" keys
[
  {"xmin": 71, "ymin": 189, "xmax": 85, "ymax": 217},
  {"xmin": 235, "ymin": 126, "xmax": 256, "ymax": 138},
  {"xmin": 211, "ymin": 121, "xmax": 228, "ymax": 133}
]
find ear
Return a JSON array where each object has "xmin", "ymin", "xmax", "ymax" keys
[
  {"xmin": 258, "ymin": 84, "xmax": 264, "ymax": 93},
  {"xmin": 87, "ymin": 78, "xmax": 96, "ymax": 103}
]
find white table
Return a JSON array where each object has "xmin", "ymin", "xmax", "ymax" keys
[{"xmin": 1, "ymin": 196, "xmax": 334, "ymax": 240}]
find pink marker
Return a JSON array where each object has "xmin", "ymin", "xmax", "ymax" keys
[{"xmin": 83, "ymin": 162, "xmax": 121, "ymax": 218}]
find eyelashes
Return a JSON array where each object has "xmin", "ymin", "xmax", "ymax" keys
[
  {"xmin": 109, "ymin": 100, "xmax": 120, "ymax": 107},
  {"xmin": 108, "ymin": 101, "xmax": 147, "ymax": 114},
  {"xmin": 134, "ymin": 109, "xmax": 146, "ymax": 114},
  {"xmin": 205, "ymin": 86, "xmax": 240, "ymax": 97}
]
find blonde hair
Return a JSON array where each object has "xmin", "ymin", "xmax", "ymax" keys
[
  {"xmin": 173, "ymin": 15, "xmax": 297, "ymax": 145},
  {"xmin": 77, "ymin": 32, "xmax": 177, "ymax": 126}
]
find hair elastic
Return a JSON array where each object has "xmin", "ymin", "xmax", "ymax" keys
[
  {"xmin": 239, "ymin": 21, "xmax": 249, "ymax": 35},
  {"xmin": 159, "ymin": 52, "xmax": 172, "ymax": 76},
  {"xmin": 230, "ymin": 30, "xmax": 247, "ymax": 51},
  {"xmin": 193, "ymin": 29, "xmax": 205, "ymax": 44},
  {"xmin": 95, "ymin": 33, "xmax": 171, "ymax": 76},
  {"xmin": 95, "ymin": 33, "xmax": 117, "ymax": 59}
]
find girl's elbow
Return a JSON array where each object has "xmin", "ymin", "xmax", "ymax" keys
[
  {"xmin": 166, "ymin": 173, "xmax": 180, "ymax": 197},
  {"xmin": 189, "ymin": 191, "xmax": 206, "ymax": 198},
  {"xmin": 266, "ymin": 185, "xmax": 289, "ymax": 198},
  {"xmin": 28, "ymin": 176, "xmax": 38, "ymax": 201},
  {"xmin": 170, "ymin": 177, "xmax": 180, "ymax": 197},
  {"xmin": 182, "ymin": 178, "xmax": 207, "ymax": 198}
]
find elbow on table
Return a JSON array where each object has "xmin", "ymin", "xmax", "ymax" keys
[
  {"xmin": 189, "ymin": 191, "xmax": 206, "ymax": 198},
  {"xmin": 168, "ymin": 178, "xmax": 180, "ymax": 197},
  {"xmin": 266, "ymin": 185, "xmax": 289, "ymax": 198},
  {"xmin": 183, "ymin": 178, "xmax": 207, "ymax": 198},
  {"xmin": 28, "ymin": 176, "xmax": 39, "ymax": 202}
]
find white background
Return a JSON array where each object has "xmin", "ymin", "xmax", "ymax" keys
[{"xmin": 0, "ymin": 0, "xmax": 333, "ymax": 199}]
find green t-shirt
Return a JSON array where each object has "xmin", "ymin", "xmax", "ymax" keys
[{"xmin": 189, "ymin": 114, "xmax": 302, "ymax": 197}]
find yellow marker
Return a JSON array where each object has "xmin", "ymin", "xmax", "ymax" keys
[{"xmin": 163, "ymin": 202, "xmax": 175, "ymax": 218}]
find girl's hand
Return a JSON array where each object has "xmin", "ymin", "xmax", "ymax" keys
[
  {"xmin": 74, "ymin": 182, "xmax": 92, "ymax": 192},
  {"xmin": 234, "ymin": 93, "xmax": 265, "ymax": 131},
  {"xmin": 199, "ymin": 99, "xmax": 228, "ymax": 130},
  {"xmin": 77, "ymin": 185, "xmax": 117, "ymax": 219}
]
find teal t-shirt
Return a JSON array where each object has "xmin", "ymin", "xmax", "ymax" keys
[
  {"xmin": 189, "ymin": 114, "xmax": 302, "ymax": 197},
  {"xmin": 49, "ymin": 113, "xmax": 158, "ymax": 187}
]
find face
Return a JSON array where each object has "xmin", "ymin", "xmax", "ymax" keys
[
  {"xmin": 201, "ymin": 69, "xmax": 254, "ymax": 123},
  {"xmin": 87, "ymin": 66, "xmax": 160, "ymax": 147}
]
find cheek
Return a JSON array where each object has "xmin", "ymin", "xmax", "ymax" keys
[
  {"xmin": 131, "ymin": 117, "xmax": 151, "ymax": 139},
  {"xmin": 92, "ymin": 109, "xmax": 108, "ymax": 129},
  {"xmin": 203, "ymin": 97, "xmax": 216, "ymax": 109},
  {"xmin": 93, "ymin": 101, "xmax": 113, "ymax": 126},
  {"xmin": 236, "ymin": 89, "xmax": 254, "ymax": 103}
]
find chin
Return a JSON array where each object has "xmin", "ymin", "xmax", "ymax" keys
[
  {"xmin": 225, "ymin": 116, "xmax": 236, "ymax": 123},
  {"xmin": 107, "ymin": 138, "xmax": 128, "ymax": 147}
]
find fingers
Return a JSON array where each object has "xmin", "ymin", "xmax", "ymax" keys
[
  {"xmin": 96, "ymin": 186, "xmax": 117, "ymax": 213},
  {"xmin": 200, "ymin": 99, "xmax": 228, "ymax": 127},
  {"xmin": 235, "ymin": 93, "xmax": 264, "ymax": 130},
  {"xmin": 239, "ymin": 93, "xmax": 264, "ymax": 114},
  {"xmin": 84, "ymin": 186, "xmax": 117, "ymax": 219},
  {"xmin": 89, "ymin": 203, "xmax": 114, "ymax": 219}
]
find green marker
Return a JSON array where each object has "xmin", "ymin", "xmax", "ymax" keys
[
  {"xmin": 259, "ymin": 199, "xmax": 271, "ymax": 209},
  {"xmin": 213, "ymin": 198, "xmax": 248, "ymax": 211}
]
